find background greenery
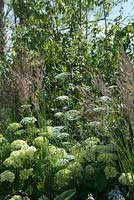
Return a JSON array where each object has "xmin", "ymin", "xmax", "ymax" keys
[{"xmin": 0, "ymin": 0, "xmax": 134, "ymax": 199}]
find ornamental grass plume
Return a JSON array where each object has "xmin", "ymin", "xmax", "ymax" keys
[
  {"xmin": 11, "ymin": 55, "xmax": 44, "ymax": 108},
  {"xmin": 91, "ymin": 74, "xmax": 110, "ymax": 97},
  {"xmin": 117, "ymin": 48, "xmax": 134, "ymax": 147},
  {"xmin": 118, "ymin": 49, "xmax": 134, "ymax": 115}
]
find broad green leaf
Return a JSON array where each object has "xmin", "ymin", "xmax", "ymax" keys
[{"xmin": 54, "ymin": 189, "xmax": 76, "ymax": 200}]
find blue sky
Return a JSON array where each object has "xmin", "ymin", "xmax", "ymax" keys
[
  {"xmin": 110, "ymin": 0, "xmax": 134, "ymax": 22},
  {"xmin": 89, "ymin": 0, "xmax": 134, "ymax": 28}
]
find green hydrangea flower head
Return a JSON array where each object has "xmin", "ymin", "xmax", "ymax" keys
[
  {"xmin": 85, "ymin": 165, "xmax": 95, "ymax": 176},
  {"xmin": 97, "ymin": 153, "xmax": 113, "ymax": 163},
  {"xmin": 48, "ymin": 145, "xmax": 57, "ymax": 154},
  {"xmin": 4, "ymin": 145, "xmax": 36, "ymax": 168},
  {"xmin": 4, "ymin": 150, "xmax": 23, "ymax": 168},
  {"xmin": 54, "ymin": 112, "xmax": 63, "ymax": 118},
  {"xmin": 9, "ymin": 195, "xmax": 22, "ymax": 200},
  {"xmin": 7, "ymin": 123, "xmax": 22, "ymax": 132},
  {"xmin": 88, "ymin": 145, "xmax": 99, "ymax": 161},
  {"xmin": 49, "ymin": 146, "xmax": 67, "ymax": 164},
  {"xmin": 39, "ymin": 126, "xmax": 53, "ymax": 138},
  {"xmin": 0, "ymin": 170, "xmax": 15, "ymax": 183},
  {"xmin": 34, "ymin": 136, "xmax": 44, "ymax": 147},
  {"xmin": 71, "ymin": 144, "xmax": 81, "ymax": 156},
  {"xmin": 56, "ymin": 169, "xmax": 72, "ymax": 187},
  {"xmin": 104, "ymin": 166, "xmax": 118, "ymax": 179},
  {"xmin": 68, "ymin": 162, "xmax": 83, "ymax": 178},
  {"xmin": 119, "ymin": 173, "xmax": 134, "ymax": 185},
  {"xmin": 96, "ymin": 144, "xmax": 116, "ymax": 154},
  {"xmin": 11, "ymin": 140, "xmax": 27, "ymax": 150},
  {"xmin": 0, "ymin": 133, "xmax": 4, "ymax": 138},
  {"xmin": 20, "ymin": 145, "xmax": 37, "ymax": 160},
  {"xmin": 85, "ymin": 137, "xmax": 100, "ymax": 147},
  {"xmin": 19, "ymin": 168, "xmax": 33, "ymax": 181}
]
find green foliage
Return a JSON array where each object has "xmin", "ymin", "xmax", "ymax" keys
[{"xmin": 54, "ymin": 189, "xmax": 76, "ymax": 200}]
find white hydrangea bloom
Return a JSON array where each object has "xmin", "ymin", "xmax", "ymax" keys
[
  {"xmin": 34, "ymin": 136, "xmax": 44, "ymax": 147},
  {"xmin": 56, "ymin": 95, "xmax": 69, "ymax": 101},
  {"xmin": 119, "ymin": 172, "xmax": 134, "ymax": 185},
  {"xmin": 11, "ymin": 140, "xmax": 27, "ymax": 150},
  {"xmin": 3, "ymin": 157, "xmax": 15, "ymax": 167},
  {"xmin": 21, "ymin": 145, "xmax": 36, "ymax": 160},
  {"xmin": 7, "ymin": 123, "xmax": 22, "ymax": 132},
  {"xmin": 0, "ymin": 170, "xmax": 15, "ymax": 183},
  {"xmin": 9, "ymin": 195, "xmax": 22, "ymax": 200},
  {"xmin": 19, "ymin": 168, "xmax": 33, "ymax": 181},
  {"xmin": 4, "ymin": 152, "xmax": 23, "ymax": 168},
  {"xmin": 0, "ymin": 133, "xmax": 4, "ymax": 138},
  {"xmin": 4, "ymin": 145, "xmax": 36, "ymax": 168},
  {"xmin": 54, "ymin": 112, "xmax": 63, "ymax": 118},
  {"xmin": 104, "ymin": 166, "xmax": 118, "ymax": 179}
]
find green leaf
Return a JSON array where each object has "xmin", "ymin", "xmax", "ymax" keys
[{"xmin": 54, "ymin": 189, "xmax": 76, "ymax": 200}]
